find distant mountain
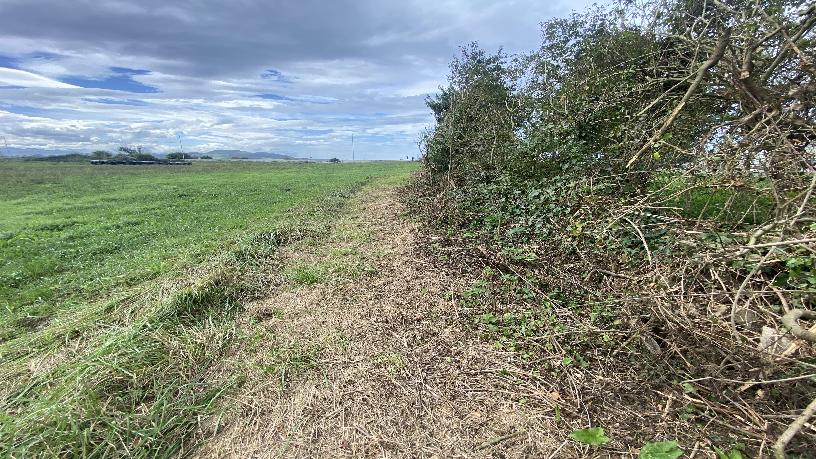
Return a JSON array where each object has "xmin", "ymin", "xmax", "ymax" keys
[
  {"xmin": 0, "ymin": 147, "xmax": 85, "ymax": 157},
  {"xmin": 0, "ymin": 147, "xmax": 310, "ymax": 161},
  {"xmin": 205, "ymin": 150, "xmax": 300, "ymax": 160}
]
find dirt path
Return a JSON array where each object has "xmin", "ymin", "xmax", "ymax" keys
[{"xmin": 194, "ymin": 183, "xmax": 560, "ymax": 458}]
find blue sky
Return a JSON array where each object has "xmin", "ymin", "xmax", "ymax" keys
[{"xmin": 0, "ymin": 0, "xmax": 595, "ymax": 159}]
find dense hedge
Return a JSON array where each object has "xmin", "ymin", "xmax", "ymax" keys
[{"xmin": 414, "ymin": 0, "xmax": 816, "ymax": 455}]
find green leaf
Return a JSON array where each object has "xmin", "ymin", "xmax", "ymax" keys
[
  {"xmin": 570, "ymin": 427, "xmax": 610, "ymax": 445},
  {"xmin": 714, "ymin": 445, "xmax": 745, "ymax": 459},
  {"xmin": 639, "ymin": 441, "xmax": 683, "ymax": 459},
  {"xmin": 681, "ymin": 382, "xmax": 696, "ymax": 394}
]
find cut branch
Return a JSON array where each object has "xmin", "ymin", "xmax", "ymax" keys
[
  {"xmin": 781, "ymin": 309, "xmax": 816, "ymax": 343},
  {"xmin": 773, "ymin": 397, "xmax": 816, "ymax": 459}
]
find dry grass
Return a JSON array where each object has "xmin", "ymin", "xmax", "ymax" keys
[{"xmin": 192, "ymin": 185, "xmax": 564, "ymax": 458}]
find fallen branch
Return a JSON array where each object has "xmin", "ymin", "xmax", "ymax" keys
[
  {"xmin": 781, "ymin": 309, "xmax": 816, "ymax": 343},
  {"xmin": 773, "ymin": 397, "xmax": 816, "ymax": 459},
  {"xmin": 742, "ymin": 238, "xmax": 816, "ymax": 250}
]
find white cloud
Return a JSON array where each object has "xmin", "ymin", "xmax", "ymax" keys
[
  {"xmin": 0, "ymin": 67, "xmax": 78, "ymax": 89},
  {"xmin": 0, "ymin": 0, "xmax": 606, "ymax": 158}
]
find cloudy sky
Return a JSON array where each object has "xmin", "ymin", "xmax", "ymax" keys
[{"xmin": 0, "ymin": 0, "xmax": 594, "ymax": 159}]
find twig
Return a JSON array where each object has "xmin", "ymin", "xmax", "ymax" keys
[
  {"xmin": 741, "ymin": 238, "xmax": 816, "ymax": 250},
  {"xmin": 762, "ymin": 4, "xmax": 816, "ymax": 82},
  {"xmin": 773, "ymin": 397, "xmax": 816, "ymax": 459},
  {"xmin": 546, "ymin": 439, "xmax": 569, "ymax": 459},
  {"xmin": 770, "ymin": 285, "xmax": 791, "ymax": 314},
  {"xmin": 730, "ymin": 247, "xmax": 774, "ymax": 339},
  {"xmin": 622, "ymin": 215, "xmax": 653, "ymax": 264},
  {"xmin": 627, "ymin": 29, "xmax": 731, "ymax": 168},
  {"xmin": 682, "ymin": 373, "xmax": 816, "ymax": 386},
  {"xmin": 592, "ymin": 268, "xmax": 634, "ymax": 279},
  {"xmin": 477, "ymin": 430, "xmax": 527, "ymax": 450}
]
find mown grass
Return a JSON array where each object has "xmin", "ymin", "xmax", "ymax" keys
[
  {"xmin": 0, "ymin": 160, "xmax": 412, "ymax": 342},
  {"xmin": 0, "ymin": 159, "xmax": 416, "ymax": 456}
]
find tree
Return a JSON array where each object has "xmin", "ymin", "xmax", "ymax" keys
[
  {"xmin": 90, "ymin": 150, "xmax": 112, "ymax": 159},
  {"xmin": 117, "ymin": 146, "xmax": 158, "ymax": 161},
  {"xmin": 422, "ymin": 43, "xmax": 520, "ymax": 185},
  {"xmin": 118, "ymin": 146, "xmax": 140, "ymax": 156},
  {"xmin": 132, "ymin": 153, "xmax": 159, "ymax": 161}
]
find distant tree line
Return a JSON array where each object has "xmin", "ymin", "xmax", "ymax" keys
[
  {"xmin": 88, "ymin": 148, "xmax": 212, "ymax": 161},
  {"xmin": 26, "ymin": 147, "xmax": 215, "ymax": 163}
]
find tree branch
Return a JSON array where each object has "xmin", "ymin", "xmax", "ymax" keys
[{"xmin": 627, "ymin": 29, "xmax": 731, "ymax": 168}]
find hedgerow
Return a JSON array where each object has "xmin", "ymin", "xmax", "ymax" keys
[{"xmin": 413, "ymin": 0, "xmax": 816, "ymax": 455}]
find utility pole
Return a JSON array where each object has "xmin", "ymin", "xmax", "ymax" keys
[
  {"xmin": 177, "ymin": 134, "xmax": 184, "ymax": 159},
  {"xmin": 1, "ymin": 136, "xmax": 7, "ymax": 156},
  {"xmin": 351, "ymin": 134, "xmax": 355, "ymax": 162}
]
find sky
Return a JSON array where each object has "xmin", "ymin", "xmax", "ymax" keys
[{"xmin": 0, "ymin": 0, "xmax": 595, "ymax": 159}]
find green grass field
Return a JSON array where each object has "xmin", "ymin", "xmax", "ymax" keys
[{"xmin": 0, "ymin": 159, "xmax": 415, "ymax": 456}]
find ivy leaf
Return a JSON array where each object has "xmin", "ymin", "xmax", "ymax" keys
[
  {"xmin": 569, "ymin": 427, "xmax": 610, "ymax": 445},
  {"xmin": 639, "ymin": 441, "xmax": 683, "ymax": 459}
]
